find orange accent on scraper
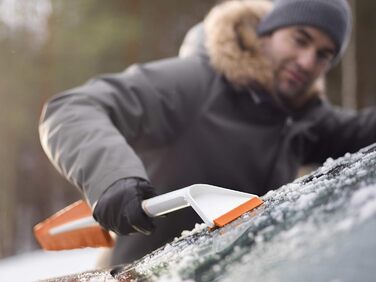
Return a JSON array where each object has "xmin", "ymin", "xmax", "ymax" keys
[
  {"xmin": 213, "ymin": 197, "xmax": 264, "ymax": 227},
  {"xmin": 33, "ymin": 200, "xmax": 114, "ymax": 251}
]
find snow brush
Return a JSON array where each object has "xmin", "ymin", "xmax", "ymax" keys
[{"xmin": 34, "ymin": 184, "xmax": 263, "ymax": 250}]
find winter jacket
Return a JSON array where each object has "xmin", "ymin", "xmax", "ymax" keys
[{"xmin": 39, "ymin": 1, "xmax": 376, "ymax": 264}]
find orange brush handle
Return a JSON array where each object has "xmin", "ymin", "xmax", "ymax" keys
[{"xmin": 34, "ymin": 200, "xmax": 114, "ymax": 250}]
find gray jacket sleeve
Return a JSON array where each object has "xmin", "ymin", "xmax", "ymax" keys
[
  {"xmin": 39, "ymin": 57, "xmax": 210, "ymax": 205},
  {"xmin": 304, "ymin": 104, "xmax": 376, "ymax": 163}
]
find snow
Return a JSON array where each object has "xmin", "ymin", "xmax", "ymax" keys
[
  {"xmin": 111, "ymin": 144, "xmax": 376, "ymax": 282},
  {"xmin": 0, "ymin": 248, "xmax": 102, "ymax": 281}
]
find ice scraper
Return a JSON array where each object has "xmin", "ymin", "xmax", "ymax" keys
[{"xmin": 34, "ymin": 184, "xmax": 263, "ymax": 250}]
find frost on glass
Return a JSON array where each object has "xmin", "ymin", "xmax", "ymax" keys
[{"xmin": 52, "ymin": 144, "xmax": 376, "ymax": 282}]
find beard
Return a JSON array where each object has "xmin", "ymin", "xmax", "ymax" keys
[{"xmin": 273, "ymin": 61, "xmax": 314, "ymax": 101}]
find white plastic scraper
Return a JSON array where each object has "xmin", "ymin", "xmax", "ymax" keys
[
  {"xmin": 142, "ymin": 184, "xmax": 263, "ymax": 227},
  {"xmin": 34, "ymin": 184, "xmax": 263, "ymax": 250}
]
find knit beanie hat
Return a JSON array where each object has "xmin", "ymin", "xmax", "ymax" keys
[{"xmin": 257, "ymin": 0, "xmax": 352, "ymax": 64}]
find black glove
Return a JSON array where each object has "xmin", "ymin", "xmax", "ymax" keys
[{"xmin": 93, "ymin": 178, "xmax": 157, "ymax": 235}]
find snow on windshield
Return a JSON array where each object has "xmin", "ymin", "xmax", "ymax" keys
[
  {"xmin": 51, "ymin": 144, "xmax": 376, "ymax": 282},
  {"xmin": 112, "ymin": 144, "xmax": 376, "ymax": 282}
]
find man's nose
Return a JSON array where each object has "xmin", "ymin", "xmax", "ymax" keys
[{"xmin": 296, "ymin": 49, "xmax": 316, "ymax": 72}]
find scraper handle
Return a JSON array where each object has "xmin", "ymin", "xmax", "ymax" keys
[{"xmin": 142, "ymin": 187, "xmax": 190, "ymax": 217}]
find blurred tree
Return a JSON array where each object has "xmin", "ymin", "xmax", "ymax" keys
[
  {"xmin": 356, "ymin": 0, "xmax": 376, "ymax": 107},
  {"xmin": 341, "ymin": 0, "xmax": 357, "ymax": 109}
]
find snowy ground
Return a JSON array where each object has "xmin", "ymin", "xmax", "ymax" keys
[{"xmin": 0, "ymin": 248, "xmax": 102, "ymax": 281}]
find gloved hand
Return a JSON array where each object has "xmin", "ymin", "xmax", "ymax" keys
[{"xmin": 93, "ymin": 177, "xmax": 157, "ymax": 235}]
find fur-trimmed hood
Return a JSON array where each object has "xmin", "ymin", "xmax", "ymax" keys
[{"xmin": 203, "ymin": 0, "xmax": 325, "ymax": 107}]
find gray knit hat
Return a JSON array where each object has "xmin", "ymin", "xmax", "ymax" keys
[{"xmin": 257, "ymin": 0, "xmax": 352, "ymax": 64}]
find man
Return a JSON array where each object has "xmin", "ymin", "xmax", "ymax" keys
[{"xmin": 39, "ymin": 0, "xmax": 376, "ymax": 265}]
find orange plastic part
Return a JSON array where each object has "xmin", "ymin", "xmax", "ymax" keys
[
  {"xmin": 33, "ymin": 200, "xmax": 114, "ymax": 250},
  {"xmin": 213, "ymin": 197, "xmax": 264, "ymax": 227}
]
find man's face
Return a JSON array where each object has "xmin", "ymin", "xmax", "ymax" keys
[{"xmin": 260, "ymin": 26, "xmax": 336, "ymax": 101}]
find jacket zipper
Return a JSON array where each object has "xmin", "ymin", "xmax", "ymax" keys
[{"xmin": 262, "ymin": 116, "xmax": 293, "ymax": 190}]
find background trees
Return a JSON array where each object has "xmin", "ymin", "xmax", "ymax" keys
[{"xmin": 0, "ymin": 0, "xmax": 374, "ymax": 258}]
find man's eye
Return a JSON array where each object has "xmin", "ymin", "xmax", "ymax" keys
[
  {"xmin": 293, "ymin": 36, "xmax": 308, "ymax": 47},
  {"xmin": 317, "ymin": 51, "xmax": 334, "ymax": 64}
]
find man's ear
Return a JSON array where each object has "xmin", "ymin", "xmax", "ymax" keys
[{"xmin": 324, "ymin": 61, "xmax": 335, "ymax": 74}]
